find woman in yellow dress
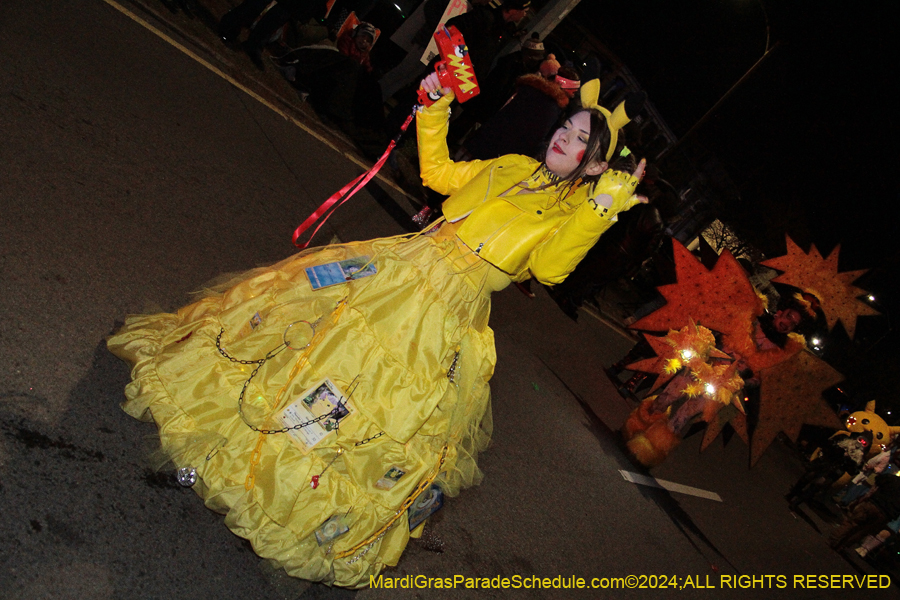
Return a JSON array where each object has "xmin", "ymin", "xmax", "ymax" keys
[{"xmin": 108, "ymin": 75, "xmax": 645, "ymax": 587}]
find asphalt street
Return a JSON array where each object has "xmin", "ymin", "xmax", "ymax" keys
[{"xmin": 0, "ymin": 1, "xmax": 892, "ymax": 598}]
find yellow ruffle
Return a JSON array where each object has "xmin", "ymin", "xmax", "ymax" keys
[{"xmin": 108, "ymin": 230, "xmax": 507, "ymax": 587}]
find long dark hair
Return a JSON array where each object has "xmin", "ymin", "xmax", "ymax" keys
[
  {"xmin": 536, "ymin": 108, "xmax": 615, "ymax": 197},
  {"xmin": 543, "ymin": 90, "xmax": 645, "ymax": 192},
  {"xmin": 565, "ymin": 108, "xmax": 613, "ymax": 185}
]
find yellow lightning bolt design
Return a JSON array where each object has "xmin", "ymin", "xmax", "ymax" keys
[{"xmin": 447, "ymin": 53, "xmax": 477, "ymax": 94}]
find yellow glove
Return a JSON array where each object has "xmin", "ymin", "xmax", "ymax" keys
[{"xmin": 587, "ymin": 164, "xmax": 645, "ymax": 219}]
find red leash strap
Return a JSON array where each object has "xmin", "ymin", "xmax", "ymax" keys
[{"xmin": 292, "ymin": 110, "xmax": 417, "ymax": 249}]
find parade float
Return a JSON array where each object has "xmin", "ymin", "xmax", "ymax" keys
[{"xmin": 620, "ymin": 237, "xmax": 879, "ymax": 467}]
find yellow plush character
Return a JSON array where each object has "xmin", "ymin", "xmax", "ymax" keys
[
  {"xmin": 818, "ymin": 400, "xmax": 900, "ymax": 489},
  {"xmin": 839, "ymin": 400, "xmax": 900, "ymax": 456}
]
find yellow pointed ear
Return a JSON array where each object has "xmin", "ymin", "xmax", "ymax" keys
[
  {"xmin": 580, "ymin": 79, "xmax": 602, "ymax": 110},
  {"xmin": 866, "ymin": 399, "xmax": 877, "ymax": 413},
  {"xmin": 603, "ymin": 100, "xmax": 633, "ymax": 161},
  {"xmin": 889, "ymin": 426, "xmax": 900, "ymax": 437},
  {"xmin": 608, "ymin": 102, "xmax": 631, "ymax": 135}
]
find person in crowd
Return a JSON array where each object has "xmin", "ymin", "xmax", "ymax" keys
[
  {"xmin": 847, "ymin": 446, "xmax": 900, "ymax": 560},
  {"xmin": 336, "ymin": 20, "xmax": 376, "ymax": 72},
  {"xmin": 829, "ymin": 472, "xmax": 900, "ymax": 551},
  {"xmin": 107, "ymin": 73, "xmax": 647, "ymax": 587},
  {"xmin": 785, "ymin": 430, "xmax": 873, "ymax": 511},
  {"xmin": 489, "ymin": 33, "xmax": 548, "ymax": 103},
  {"xmin": 462, "ymin": 65, "xmax": 581, "ymax": 161},
  {"xmin": 836, "ymin": 438, "xmax": 898, "ymax": 506},
  {"xmin": 449, "ymin": 31, "xmax": 547, "ymax": 142},
  {"xmin": 852, "ymin": 504, "xmax": 900, "ymax": 558},
  {"xmin": 444, "ymin": 0, "xmax": 530, "ymax": 83},
  {"xmin": 440, "ymin": 0, "xmax": 531, "ymax": 147},
  {"xmin": 403, "ymin": 0, "xmax": 533, "ymax": 226},
  {"xmin": 272, "ymin": 17, "xmax": 386, "ymax": 159},
  {"xmin": 388, "ymin": 3, "xmax": 529, "ymax": 160},
  {"xmin": 218, "ymin": 0, "xmax": 325, "ymax": 70}
]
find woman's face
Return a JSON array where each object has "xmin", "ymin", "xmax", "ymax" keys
[
  {"xmin": 545, "ymin": 111, "xmax": 604, "ymax": 179},
  {"xmin": 773, "ymin": 308, "xmax": 802, "ymax": 333},
  {"xmin": 355, "ymin": 33, "xmax": 374, "ymax": 52}
]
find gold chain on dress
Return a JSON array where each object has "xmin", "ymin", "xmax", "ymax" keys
[
  {"xmin": 336, "ymin": 445, "xmax": 448, "ymax": 560},
  {"xmin": 235, "ymin": 298, "xmax": 350, "ymax": 490},
  {"xmin": 245, "ymin": 435, "xmax": 265, "ymax": 490}
]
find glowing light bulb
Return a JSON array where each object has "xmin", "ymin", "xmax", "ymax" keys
[
  {"xmin": 681, "ymin": 349, "xmax": 694, "ymax": 360},
  {"xmin": 705, "ymin": 383, "xmax": 716, "ymax": 395},
  {"xmin": 868, "ymin": 295, "xmax": 876, "ymax": 302},
  {"xmin": 811, "ymin": 337, "xmax": 821, "ymax": 346}
]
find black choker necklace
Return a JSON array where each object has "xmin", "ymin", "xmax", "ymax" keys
[{"xmin": 538, "ymin": 164, "xmax": 563, "ymax": 186}]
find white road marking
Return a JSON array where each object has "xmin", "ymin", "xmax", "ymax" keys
[{"xmin": 620, "ymin": 470, "xmax": 723, "ymax": 502}]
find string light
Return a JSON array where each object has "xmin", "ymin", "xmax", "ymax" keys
[{"xmin": 705, "ymin": 383, "xmax": 717, "ymax": 396}]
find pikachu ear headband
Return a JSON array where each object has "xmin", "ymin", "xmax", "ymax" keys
[{"xmin": 579, "ymin": 79, "xmax": 644, "ymax": 161}]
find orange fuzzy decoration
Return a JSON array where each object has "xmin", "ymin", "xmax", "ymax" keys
[
  {"xmin": 626, "ymin": 422, "xmax": 681, "ymax": 468},
  {"xmin": 623, "ymin": 397, "xmax": 669, "ymax": 440},
  {"xmin": 626, "ymin": 319, "xmax": 730, "ymax": 394}
]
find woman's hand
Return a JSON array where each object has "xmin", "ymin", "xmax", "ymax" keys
[
  {"xmin": 632, "ymin": 158, "xmax": 646, "ymax": 181},
  {"xmin": 419, "ymin": 72, "xmax": 452, "ymax": 102},
  {"xmin": 632, "ymin": 158, "xmax": 648, "ymax": 204},
  {"xmin": 591, "ymin": 158, "xmax": 649, "ymax": 213}
]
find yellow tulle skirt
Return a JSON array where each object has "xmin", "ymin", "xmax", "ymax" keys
[{"xmin": 108, "ymin": 228, "xmax": 509, "ymax": 587}]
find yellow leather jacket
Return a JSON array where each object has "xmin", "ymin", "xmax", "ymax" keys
[{"xmin": 417, "ymin": 93, "xmax": 643, "ymax": 285}]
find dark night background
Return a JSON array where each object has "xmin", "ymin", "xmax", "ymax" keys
[{"xmin": 571, "ymin": 1, "xmax": 900, "ymax": 414}]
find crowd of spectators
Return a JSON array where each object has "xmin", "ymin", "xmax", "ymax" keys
[{"xmin": 789, "ymin": 431, "xmax": 900, "ymax": 563}]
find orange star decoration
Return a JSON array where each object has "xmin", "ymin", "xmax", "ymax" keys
[
  {"xmin": 626, "ymin": 334, "xmax": 682, "ymax": 393},
  {"xmin": 750, "ymin": 350, "xmax": 844, "ymax": 466},
  {"xmin": 631, "ymin": 241, "xmax": 763, "ymax": 339},
  {"xmin": 627, "ymin": 319, "xmax": 730, "ymax": 393},
  {"xmin": 628, "ymin": 239, "xmax": 846, "ymax": 466},
  {"xmin": 702, "ymin": 405, "xmax": 749, "ymax": 450},
  {"xmin": 761, "ymin": 236, "xmax": 878, "ymax": 339}
]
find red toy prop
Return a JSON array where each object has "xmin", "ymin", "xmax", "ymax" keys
[
  {"xmin": 293, "ymin": 27, "xmax": 480, "ymax": 248},
  {"xmin": 417, "ymin": 25, "xmax": 480, "ymax": 107}
]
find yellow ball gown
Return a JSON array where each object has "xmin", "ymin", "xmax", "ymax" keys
[
  {"xmin": 108, "ymin": 93, "xmax": 642, "ymax": 587},
  {"xmin": 108, "ymin": 224, "xmax": 505, "ymax": 587}
]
